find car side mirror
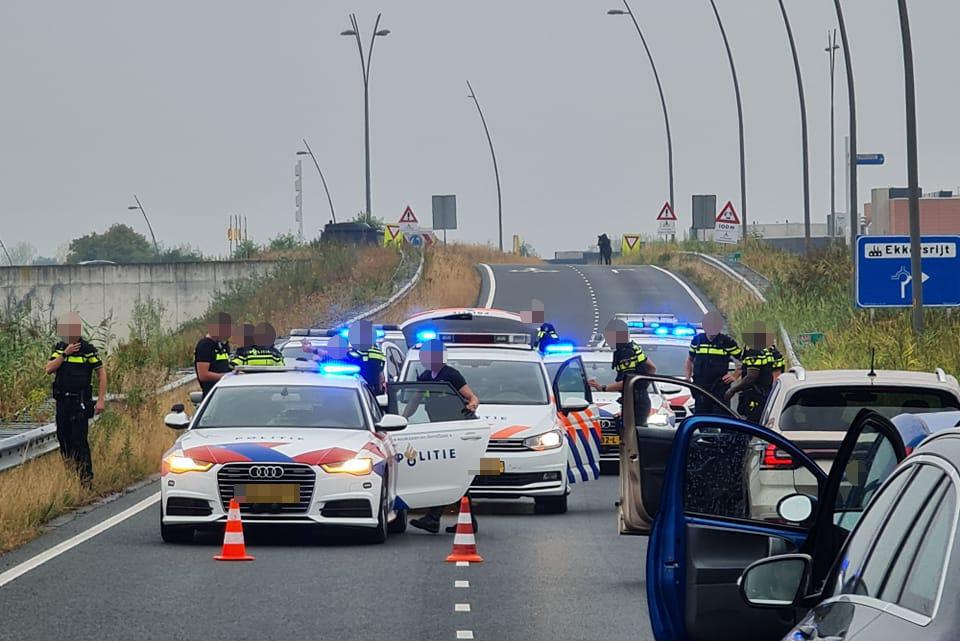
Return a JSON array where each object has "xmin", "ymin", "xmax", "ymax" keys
[
  {"xmin": 560, "ymin": 397, "xmax": 590, "ymax": 413},
  {"xmin": 738, "ymin": 554, "xmax": 812, "ymax": 608},
  {"xmin": 164, "ymin": 410, "xmax": 191, "ymax": 430},
  {"xmin": 777, "ymin": 493, "xmax": 816, "ymax": 524},
  {"xmin": 376, "ymin": 414, "xmax": 407, "ymax": 432},
  {"xmin": 376, "ymin": 394, "xmax": 388, "ymax": 410},
  {"xmin": 189, "ymin": 391, "xmax": 203, "ymax": 406}
]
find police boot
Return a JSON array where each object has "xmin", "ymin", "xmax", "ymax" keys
[{"xmin": 410, "ymin": 515, "xmax": 441, "ymax": 534}]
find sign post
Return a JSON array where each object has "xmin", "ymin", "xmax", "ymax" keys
[
  {"xmin": 714, "ymin": 201, "xmax": 741, "ymax": 245},
  {"xmin": 855, "ymin": 235, "xmax": 960, "ymax": 307},
  {"xmin": 656, "ymin": 202, "xmax": 677, "ymax": 240}
]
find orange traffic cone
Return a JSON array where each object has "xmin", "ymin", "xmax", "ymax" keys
[
  {"xmin": 214, "ymin": 498, "xmax": 254, "ymax": 561},
  {"xmin": 445, "ymin": 496, "xmax": 483, "ymax": 563}
]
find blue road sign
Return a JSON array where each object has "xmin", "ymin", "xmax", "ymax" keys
[
  {"xmin": 856, "ymin": 235, "xmax": 960, "ymax": 308},
  {"xmin": 856, "ymin": 153, "xmax": 885, "ymax": 165}
]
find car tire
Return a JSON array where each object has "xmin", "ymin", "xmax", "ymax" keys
[
  {"xmin": 534, "ymin": 494, "xmax": 568, "ymax": 515},
  {"xmin": 387, "ymin": 507, "xmax": 407, "ymax": 534},
  {"xmin": 160, "ymin": 507, "xmax": 195, "ymax": 544},
  {"xmin": 363, "ymin": 489, "xmax": 389, "ymax": 544}
]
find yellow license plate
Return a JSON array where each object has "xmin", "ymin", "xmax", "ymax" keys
[
  {"xmin": 601, "ymin": 435, "xmax": 621, "ymax": 446},
  {"xmin": 500, "ymin": 460, "xmax": 505, "ymax": 473},
  {"xmin": 479, "ymin": 458, "xmax": 505, "ymax": 475},
  {"xmin": 235, "ymin": 483, "xmax": 299, "ymax": 504}
]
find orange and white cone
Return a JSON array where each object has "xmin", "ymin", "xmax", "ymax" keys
[
  {"xmin": 214, "ymin": 498, "xmax": 254, "ymax": 561},
  {"xmin": 445, "ymin": 496, "xmax": 483, "ymax": 563}
]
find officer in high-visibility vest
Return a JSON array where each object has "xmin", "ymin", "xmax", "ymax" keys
[
  {"xmin": 685, "ymin": 311, "xmax": 742, "ymax": 416},
  {"xmin": 194, "ymin": 312, "xmax": 233, "ymax": 398},
  {"xmin": 725, "ymin": 322, "xmax": 776, "ymax": 423},
  {"xmin": 589, "ymin": 319, "xmax": 656, "ymax": 426},
  {"xmin": 347, "ymin": 321, "xmax": 387, "ymax": 395},
  {"xmin": 534, "ymin": 322, "xmax": 561, "ymax": 353},
  {"xmin": 232, "ymin": 322, "xmax": 284, "ymax": 367}
]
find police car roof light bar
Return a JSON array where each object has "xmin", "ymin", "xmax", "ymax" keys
[{"xmin": 543, "ymin": 342, "xmax": 575, "ymax": 354}]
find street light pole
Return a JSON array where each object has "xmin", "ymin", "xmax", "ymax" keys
[
  {"xmin": 607, "ymin": 1, "xmax": 675, "ymax": 216},
  {"xmin": 341, "ymin": 13, "xmax": 390, "ymax": 221},
  {"xmin": 0, "ymin": 237, "xmax": 12, "ymax": 266},
  {"xmin": 897, "ymin": 0, "xmax": 923, "ymax": 334},
  {"xmin": 466, "ymin": 80, "xmax": 504, "ymax": 252},
  {"xmin": 128, "ymin": 195, "xmax": 160, "ymax": 257},
  {"xmin": 708, "ymin": 0, "xmax": 747, "ymax": 236},
  {"xmin": 777, "ymin": 0, "xmax": 811, "ymax": 255},
  {"xmin": 826, "ymin": 30, "xmax": 839, "ymax": 238},
  {"xmin": 297, "ymin": 139, "xmax": 337, "ymax": 224},
  {"xmin": 831, "ymin": 0, "xmax": 859, "ymax": 299}
]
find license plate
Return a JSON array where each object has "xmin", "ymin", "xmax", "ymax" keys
[
  {"xmin": 478, "ymin": 458, "xmax": 505, "ymax": 475},
  {"xmin": 235, "ymin": 483, "xmax": 299, "ymax": 504},
  {"xmin": 601, "ymin": 435, "xmax": 621, "ymax": 446}
]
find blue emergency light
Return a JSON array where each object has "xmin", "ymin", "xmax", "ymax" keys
[
  {"xmin": 319, "ymin": 363, "xmax": 361, "ymax": 376},
  {"xmin": 544, "ymin": 342, "xmax": 575, "ymax": 354},
  {"xmin": 654, "ymin": 326, "xmax": 669, "ymax": 336},
  {"xmin": 338, "ymin": 327, "xmax": 386, "ymax": 339},
  {"xmin": 672, "ymin": 326, "xmax": 696, "ymax": 337},
  {"xmin": 416, "ymin": 329, "xmax": 438, "ymax": 343}
]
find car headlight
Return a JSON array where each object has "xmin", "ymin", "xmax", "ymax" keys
[
  {"xmin": 163, "ymin": 452, "xmax": 214, "ymax": 474},
  {"xmin": 523, "ymin": 429, "xmax": 564, "ymax": 451},
  {"xmin": 321, "ymin": 458, "xmax": 374, "ymax": 475}
]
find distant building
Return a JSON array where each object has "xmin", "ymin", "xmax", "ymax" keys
[{"xmin": 865, "ymin": 187, "xmax": 960, "ymax": 235}]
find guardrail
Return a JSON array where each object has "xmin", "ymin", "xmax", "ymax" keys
[
  {"xmin": 342, "ymin": 247, "xmax": 424, "ymax": 325},
  {"xmin": 683, "ymin": 251, "xmax": 801, "ymax": 369}
]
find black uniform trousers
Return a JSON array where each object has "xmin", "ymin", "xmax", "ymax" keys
[
  {"xmin": 55, "ymin": 394, "xmax": 93, "ymax": 483},
  {"xmin": 691, "ymin": 379, "xmax": 731, "ymax": 416}
]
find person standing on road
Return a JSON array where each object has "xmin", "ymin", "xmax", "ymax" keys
[
  {"xmin": 45, "ymin": 311, "xmax": 106, "ymax": 486},
  {"xmin": 724, "ymin": 322, "xmax": 776, "ymax": 423},
  {"xmin": 597, "ymin": 234, "xmax": 612, "ymax": 265},
  {"xmin": 407, "ymin": 339, "xmax": 480, "ymax": 534},
  {"xmin": 588, "ymin": 319, "xmax": 656, "ymax": 426},
  {"xmin": 195, "ymin": 312, "xmax": 233, "ymax": 398},
  {"xmin": 685, "ymin": 311, "xmax": 742, "ymax": 416}
]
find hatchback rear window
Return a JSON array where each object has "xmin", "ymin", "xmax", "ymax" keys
[{"xmin": 779, "ymin": 386, "xmax": 960, "ymax": 431}]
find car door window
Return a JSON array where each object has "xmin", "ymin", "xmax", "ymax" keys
[
  {"xmin": 554, "ymin": 357, "xmax": 590, "ymax": 405},
  {"xmin": 832, "ymin": 424, "xmax": 902, "ymax": 530},
  {"xmin": 365, "ymin": 387, "xmax": 383, "ymax": 422},
  {"xmin": 389, "ymin": 382, "xmax": 470, "ymax": 425},
  {"xmin": 898, "ymin": 483, "xmax": 955, "ymax": 616},
  {"xmin": 684, "ymin": 424, "xmax": 821, "ymax": 526}
]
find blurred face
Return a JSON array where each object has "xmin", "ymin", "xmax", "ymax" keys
[
  {"xmin": 604, "ymin": 319, "xmax": 629, "ymax": 346},
  {"xmin": 744, "ymin": 321, "xmax": 774, "ymax": 349},
  {"xmin": 347, "ymin": 320, "xmax": 374, "ymax": 351},
  {"xmin": 520, "ymin": 299, "xmax": 546, "ymax": 325},
  {"xmin": 703, "ymin": 311, "xmax": 723, "ymax": 337},
  {"xmin": 419, "ymin": 339, "xmax": 445, "ymax": 371},
  {"xmin": 326, "ymin": 335, "xmax": 349, "ymax": 361},
  {"xmin": 208, "ymin": 312, "xmax": 232, "ymax": 341},
  {"xmin": 57, "ymin": 312, "xmax": 82, "ymax": 342},
  {"xmin": 254, "ymin": 323, "xmax": 276, "ymax": 347}
]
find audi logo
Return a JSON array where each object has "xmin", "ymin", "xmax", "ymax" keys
[{"xmin": 248, "ymin": 465, "xmax": 285, "ymax": 479}]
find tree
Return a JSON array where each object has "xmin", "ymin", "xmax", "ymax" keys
[
  {"xmin": 231, "ymin": 240, "xmax": 259, "ymax": 260},
  {"xmin": 66, "ymin": 224, "xmax": 155, "ymax": 264},
  {"xmin": 159, "ymin": 245, "xmax": 204, "ymax": 263},
  {"xmin": 8, "ymin": 242, "xmax": 38, "ymax": 265},
  {"xmin": 268, "ymin": 233, "xmax": 301, "ymax": 252},
  {"xmin": 351, "ymin": 212, "xmax": 385, "ymax": 232}
]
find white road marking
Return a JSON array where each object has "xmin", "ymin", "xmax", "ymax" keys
[
  {"xmin": 0, "ymin": 492, "xmax": 160, "ymax": 589},
  {"xmin": 479, "ymin": 264, "xmax": 496, "ymax": 308},
  {"xmin": 455, "ymin": 580, "xmax": 470, "ymax": 588},
  {"xmin": 456, "ymin": 631, "xmax": 474, "ymax": 640},
  {"xmin": 456, "ymin": 561, "xmax": 470, "ymax": 567},
  {"xmin": 455, "ymin": 603, "xmax": 472, "ymax": 612},
  {"xmin": 649, "ymin": 265, "xmax": 709, "ymax": 315},
  {"xmin": 568, "ymin": 266, "xmax": 601, "ymax": 338}
]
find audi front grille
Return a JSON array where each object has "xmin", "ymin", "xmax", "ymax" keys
[
  {"xmin": 217, "ymin": 463, "xmax": 316, "ymax": 515},
  {"xmin": 599, "ymin": 419, "xmax": 618, "ymax": 435}
]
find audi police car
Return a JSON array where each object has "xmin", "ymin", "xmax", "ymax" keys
[
  {"xmin": 160, "ymin": 363, "xmax": 492, "ymax": 543},
  {"xmin": 278, "ymin": 325, "xmax": 406, "ymax": 380},
  {"xmin": 398, "ymin": 308, "xmax": 602, "ymax": 514}
]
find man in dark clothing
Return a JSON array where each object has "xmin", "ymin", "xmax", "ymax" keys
[
  {"xmin": 45, "ymin": 312, "xmax": 106, "ymax": 485},
  {"xmin": 232, "ymin": 322, "xmax": 284, "ymax": 367},
  {"xmin": 589, "ymin": 319, "xmax": 657, "ymax": 426},
  {"xmin": 195, "ymin": 312, "xmax": 233, "ymax": 398},
  {"xmin": 725, "ymin": 322, "xmax": 776, "ymax": 423},
  {"xmin": 347, "ymin": 321, "xmax": 387, "ymax": 394},
  {"xmin": 407, "ymin": 339, "xmax": 480, "ymax": 534},
  {"xmin": 597, "ymin": 234, "xmax": 613, "ymax": 265},
  {"xmin": 685, "ymin": 312, "xmax": 742, "ymax": 416}
]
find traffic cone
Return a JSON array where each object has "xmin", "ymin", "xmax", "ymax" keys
[
  {"xmin": 214, "ymin": 498, "xmax": 254, "ymax": 561},
  {"xmin": 445, "ymin": 497, "xmax": 483, "ymax": 563}
]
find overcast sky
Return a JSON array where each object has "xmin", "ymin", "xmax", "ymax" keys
[{"xmin": 2, "ymin": 1, "xmax": 959, "ymax": 259}]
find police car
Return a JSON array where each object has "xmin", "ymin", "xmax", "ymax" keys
[
  {"xmin": 159, "ymin": 363, "xmax": 492, "ymax": 543},
  {"xmin": 542, "ymin": 345, "xmax": 675, "ymax": 464},
  {"xmin": 278, "ymin": 325, "xmax": 406, "ymax": 380},
  {"xmin": 616, "ymin": 313, "xmax": 699, "ymax": 419},
  {"xmin": 398, "ymin": 308, "xmax": 603, "ymax": 514}
]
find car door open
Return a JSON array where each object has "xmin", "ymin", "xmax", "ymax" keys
[
  {"xmin": 387, "ymin": 382, "xmax": 492, "ymax": 510},
  {"xmin": 551, "ymin": 356, "xmax": 602, "ymax": 483}
]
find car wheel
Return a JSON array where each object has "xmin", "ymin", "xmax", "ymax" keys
[
  {"xmin": 363, "ymin": 489, "xmax": 389, "ymax": 544},
  {"xmin": 387, "ymin": 507, "xmax": 407, "ymax": 534},
  {"xmin": 160, "ymin": 507, "xmax": 195, "ymax": 544},
  {"xmin": 535, "ymin": 494, "xmax": 568, "ymax": 515}
]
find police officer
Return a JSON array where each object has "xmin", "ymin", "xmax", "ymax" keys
[
  {"xmin": 685, "ymin": 311, "xmax": 742, "ymax": 416},
  {"xmin": 724, "ymin": 323, "xmax": 776, "ymax": 423},
  {"xmin": 195, "ymin": 312, "xmax": 233, "ymax": 398},
  {"xmin": 347, "ymin": 321, "xmax": 387, "ymax": 394},
  {"xmin": 588, "ymin": 319, "xmax": 656, "ymax": 426},
  {"xmin": 45, "ymin": 312, "xmax": 106, "ymax": 485},
  {"xmin": 534, "ymin": 322, "xmax": 561, "ymax": 353},
  {"xmin": 767, "ymin": 344, "xmax": 786, "ymax": 381},
  {"xmin": 232, "ymin": 322, "xmax": 284, "ymax": 367}
]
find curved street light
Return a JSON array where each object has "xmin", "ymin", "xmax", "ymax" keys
[
  {"xmin": 466, "ymin": 80, "xmax": 503, "ymax": 252},
  {"xmin": 830, "ymin": 1, "xmax": 858, "ymax": 261},
  {"xmin": 341, "ymin": 13, "xmax": 390, "ymax": 220},
  {"xmin": 297, "ymin": 139, "xmax": 337, "ymax": 224},
  {"xmin": 127, "ymin": 195, "xmax": 160, "ymax": 257},
  {"xmin": 826, "ymin": 30, "xmax": 840, "ymax": 238},
  {"xmin": 608, "ymin": 1, "xmax": 675, "ymax": 218}
]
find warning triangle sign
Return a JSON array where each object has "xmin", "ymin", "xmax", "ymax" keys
[
  {"xmin": 716, "ymin": 201, "xmax": 741, "ymax": 225},
  {"xmin": 656, "ymin": 202, "xmax": 677, "ymax": 221},
  {"xmin": 399, "ymin": 206, "xmax": 419, "ymax": 225}
]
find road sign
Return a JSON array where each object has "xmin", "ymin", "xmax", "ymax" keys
[
  {"xmin": 656, "ymin": 202, "xmax": 677, "ymax": 235},
  {"xmin": 856, "ymin": 153, "xmax": 885, "ymax": 166},
  {"xmin": 714, "ymin": 201, "xmax": 741, "ymax": 244},
  {"xmin": 405, "ymin": 232, "xmax": 424, "ymax": 248},
  {"xmin": 856, "ymin": 235, "xmax": 960, "ymax": 307},
  {"xmin": 398, "ymin": 206, "xmax": 420, "ymax": 234},
  {"xmin": 432, "ymin": 195, "xmax": 457, "ymax": 230},
  {"xmin": 797, "ymin": 332, "xmax": 825, "ymax": 347},
  {"xmin": 384, "ymin": 224, "xmax": 402, "ymax": 247},
  {"xmin": 621, "ymin": 234, "xmax": 642, "ymax": 256}
]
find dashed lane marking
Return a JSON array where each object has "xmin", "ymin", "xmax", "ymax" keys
[
  {"xmin": 455, "ymin": 603, "xmax": 472, "ymax": 612},
  {"xmin": 568, "ymin": 266, "xmax": 601, "ymax": 338},
  {"xmin": 456, "ymin": 561, "xmax": 470, "ymax": 567},
  {"xmin": 456, "ymin": 631, "xmax": 475, "ymax": 640},
  {"xmin": 455, "ymin": 580, "xmax": 470, "ymax": 588}
]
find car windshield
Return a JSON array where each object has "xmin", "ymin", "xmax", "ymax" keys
[
  {"xmin": 780, "ymin": 386, "xmax": 960, "ymax": 431},
  {"xmin": 405, "ymin": 358, "xmax": 549, "ymax": 405},
  {"xmin": 196, "ymin": 385, "xmax": 367, "ymax": 430},
  {"xmin": 636, "ymin": 343, "xmax": 689, "ymax": 377}
]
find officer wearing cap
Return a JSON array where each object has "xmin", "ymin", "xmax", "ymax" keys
[
  {"xmin": 45, "ymin": 311, "xmax": 106, "ymax": 485},
  {"xmin": 724, "ymin": 322, "xmax": 776, "ymax": 423},
  {"xmin": 685, "ymin": 311, "xmax": 741, "ymax": 416},
  {"xmin": 534, "ymin": 322, "xmax": 561, "ymax": 353},
  {"xmin": 195, "ymin": 312, "xmax": 233, "ymax": 398},
  {"xmin": 589, "ymin": 318, "xmax": 656, "ymax": 426}
]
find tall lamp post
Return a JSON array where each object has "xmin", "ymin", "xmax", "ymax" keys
[
  {"xmin": 128, "ymin": 195, "xmax": 160, "ymax": 257},
  {"xmin": 0, "ymin": 238, "xmax": 11, "ymax": 266},
  {"xmin": 297, "ymin": 138, "xmax": 337, "ymax": 225},
  {"xmin": 897, "ymin": 0, "xmax": 923, "ymax": 333},
  {"xmin": 341, "ymin": 13, "xmax": 390, "ymax": 221},
  {"xmin": 466, "ymin": 80, "xmax": 503, "ymax": 252},
  {"xmin": 826, "ymin": 30, "xmax": 839, "ymax": 238},
  {"xmin": 607, "ymin": 1, "xmax": 675, "ymax": 216},
  {"xmin": 777, "ymin": 0, "xmax": 811, "ymax": 255},
  {"xmin": 708, "ymin": 0, "xmax": 747, "ymax": 236}
]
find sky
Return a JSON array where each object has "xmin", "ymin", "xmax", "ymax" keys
[{"xmin": 2, "ymin": 1, "xmax": 959, "ymax": 259}]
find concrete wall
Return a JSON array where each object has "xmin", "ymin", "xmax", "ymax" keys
[{"xmin": 0, "ymin": 261, "xmax": 286, "ymax": 332}]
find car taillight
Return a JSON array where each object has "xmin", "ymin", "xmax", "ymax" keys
[
  {"xmin": 905, "ymin": 446, "xmax": 914, "ymax": 456},
  {"xmin": 761, "ymin": 443, "xmax": 796, "ymax": 470}
]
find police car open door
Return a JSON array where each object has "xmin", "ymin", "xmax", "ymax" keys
[
  {"xmin": 622, "ymin": 375, "xmax": 907, "ymax": 641},
  {"xmin": 387, "ymin": 381, "xmax": 492, "ymax": 510},
  {"xmin": 550, "ymin": 356, "xmax": 602, "ymax": 484}
]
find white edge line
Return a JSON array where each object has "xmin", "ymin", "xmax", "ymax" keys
[
  {"xmin": 455, "ymin": 580, "xmax": 470, "ymax": 588},
  {"xmin": 456, "ymin": 561, "xmax": 470, "ymax": 567},
  {"xmin": 649, "ymin": 264, "xmax": 709, "ymax": 315},
  {"xmin": 479, "ymin": 263, "xmax": 496, "ymax": 309},
  {"xmin": 0, "ymin": 492, "xmax": 160, "ymax": 589}
]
